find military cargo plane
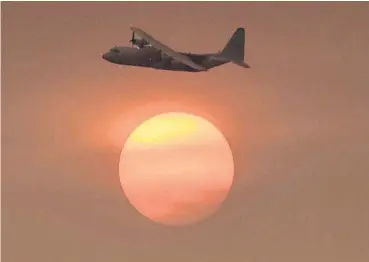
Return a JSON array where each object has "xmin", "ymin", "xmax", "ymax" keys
[{"xmin": 102, "ymin": 26, "xmax": 250, "ymax": 72}]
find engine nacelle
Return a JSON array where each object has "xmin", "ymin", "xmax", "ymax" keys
[{"xmin": 132, "ymin": 39, "xmax": 150, "ymax": 49}]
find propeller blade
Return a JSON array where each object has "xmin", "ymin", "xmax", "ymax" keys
[{"xmin": 129, "ymin": 32, "xmax": 135, "ymax": 47}]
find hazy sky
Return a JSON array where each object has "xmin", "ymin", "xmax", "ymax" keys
[{"xmin": 2, "ymin": 2, "xmax": 369, "ymax": 262}]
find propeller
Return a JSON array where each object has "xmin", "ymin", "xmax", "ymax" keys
[
  {"xmin": 129, "ymin": 30, "xmax": 148, "ymax": 48},
  {"xmin": 129, "ymin": 31, "xmax": 136, "ymax": 46}
]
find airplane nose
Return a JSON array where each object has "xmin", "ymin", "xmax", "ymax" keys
[
  {"xmin": 102, "ymin": 52, "xmax": 116, "ymax": 63},
  {"xmin": 102, "ymin": 52, "xmax": 112, "ymax": 60}
]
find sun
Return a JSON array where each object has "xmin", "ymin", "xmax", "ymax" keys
[
  {"xmin": 127, "ymin": 113, "xmax": 201, "ymax": 147},
  {"xmin": 119, "ymin": 112, "xmax": 234, "ymax": 226}
]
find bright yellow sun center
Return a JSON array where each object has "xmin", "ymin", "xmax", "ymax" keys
[{"xmin": 128, "ymin": 113, "xmax": 200, "ymax": 146}]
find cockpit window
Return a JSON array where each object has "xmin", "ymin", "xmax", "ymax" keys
[{"xmin": 110, "ymin": 48, "xmax": 119, "ymax": 53}]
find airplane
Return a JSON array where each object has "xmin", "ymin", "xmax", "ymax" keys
[{"xmin": 102, "ymin": 26, "xmax": 250, "ymax": 72}]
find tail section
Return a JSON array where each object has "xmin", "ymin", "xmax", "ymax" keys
[{"xmin": 220, "ymin": 28, "xmax": 250, "ymax": 68}]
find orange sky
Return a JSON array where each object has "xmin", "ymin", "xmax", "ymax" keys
[{"xmin": 2, "ymin": 2, "xmax": 369, "ymax": 262}]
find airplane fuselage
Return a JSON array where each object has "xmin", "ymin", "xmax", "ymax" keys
[{"xmin": 102, "ymin": 46, "xmax": 228, "ymax": 72}]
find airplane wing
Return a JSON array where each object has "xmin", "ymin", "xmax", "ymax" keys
[{"xmin": 130, "ymin": 26, "xmax": 207, "ymax": 71}]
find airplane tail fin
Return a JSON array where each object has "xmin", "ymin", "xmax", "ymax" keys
[{"xmin": 219, "ymin": 28, "xmax": 250, "ymax": 68}]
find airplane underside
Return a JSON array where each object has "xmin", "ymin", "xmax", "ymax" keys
[
  {"xmin": 153, "ymin": 65, "xmax": 200, "ymax": 72},
  {"xmin": 149, "ymin": 59, "xmax": 203, "ymax": 72},
  {"xmin": 123, "ymin": 61, "xmax": 227, "ymax": 72},
  {"xmin": 115, "ymin": 53, "xmax": 228, "ymax": 72},
  {"xmin": 116, "ymin": 62, "xmax": 200, "ymax": 72},
  {"xmin": 137, "ymin": 51, "xmax": 210, "ymax": 72}
]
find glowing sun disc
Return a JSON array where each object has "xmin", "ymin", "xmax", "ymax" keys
[{"xmin": 119, "ymin": 112, "xmax": 234, "ymax": 226}]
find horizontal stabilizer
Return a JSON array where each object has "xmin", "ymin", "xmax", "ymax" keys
[
  {"xmin": 233, "ymin": 60, "xmax": 250, "ymax": 68},
  {"xmin": 219, "ymin": 27, "xmax": 250, "ymax": 69}
]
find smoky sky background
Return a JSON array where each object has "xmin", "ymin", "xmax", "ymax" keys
[{"xmin": 2, "ymin": 2, "xmax": 369, "ymax": 262}]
